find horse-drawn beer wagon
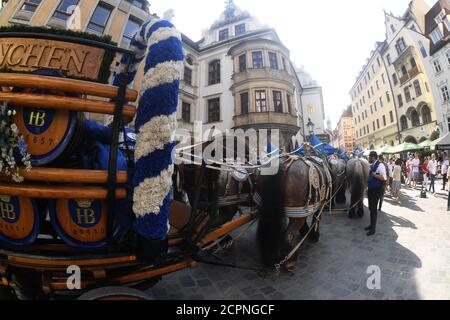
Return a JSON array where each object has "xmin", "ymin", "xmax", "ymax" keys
[{"xmin": 0, "ymin": 20, "xmax": 342, "ymax": 300}]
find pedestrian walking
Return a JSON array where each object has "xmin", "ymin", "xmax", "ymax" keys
[
  {"xmin": 406, "ymin": 156, "xmax": 413, "ymax": 186},
  {"xmin": 422, "ymin": 156, "xmax": 429, "ymax": 192},
  {"xmin": 411, "ymin": 152, "xmax": 421, "ymax": 189},
  {"xmin": 428, "ymin": 154, "xmax": 438, "ymax": 194},
  {"xmin": 391, "ymin": 159, "xmax": 402, "ymax": 203},
  {"xmin": 378, "ymin": 155, "xmax": 388, "ymax": 212},
  {"xmin": 441, "ymin": 154, "xmax": 449, "ymax": 191},
  {"xmin": 366, "ymin": 151, "xmax": 387, "ymax": 236}
]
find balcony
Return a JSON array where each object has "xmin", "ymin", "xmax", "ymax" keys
[
  {"xmin": 399, "ymin": 74, "xmax": 409, "ymax": 86},
  {"xmin": 234, "ymin": 112, "xmax": 299, "ymax": 128},
  {"xmin": 232, "ymin": 68, "xmax": 295, "ymax": 88},
  {"xmin": 408, "ymin": 66, "xmax": 422, "ymax": 78}
]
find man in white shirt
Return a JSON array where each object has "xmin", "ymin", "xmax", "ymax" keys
[
  {"xmin": 366, "ymin": 151, "xmax": 387, "ymax": 236},
  {"xmin": 428, "ymin": 154, "xmax": 438, "ymax": 194}
]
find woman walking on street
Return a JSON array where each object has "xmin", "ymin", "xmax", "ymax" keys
[
  {"xmin": 422, "ymin": 156, "xmax": 429, "ymax": 192},
  {"xmin": 441, "ymin": 154, "xmax": 449, "ymax": 191},
  {"xmin": 428, "ymin": 154, "xmax": 438, "ymax": 194},
  {"xmin": 411, "ymin": 153, "xmax": 421, "ymax": 189},
  {"xmin": 392, "ymin": 159, "xmax": 402, "ymax": 203}
]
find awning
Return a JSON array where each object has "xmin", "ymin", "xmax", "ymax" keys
[
  {"xmin": 390, "ymin": 142, "xmax": 419, "ymax": 154},
  {"xmin": 376, "ymin": 145, "xmax": 396, "ymax": 155},
  {"xmin": 417, "ymin": 139, "xmax": 433, "ymax": 150},
  {"xmin": 431, "ymin": 132, "xmax": 450, "ymax": 150}
]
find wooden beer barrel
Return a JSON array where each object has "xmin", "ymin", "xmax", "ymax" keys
[
  {"xmin": 48, "ymin": 198, "xmax": 117, "ymax": 249},
  {"xmin": 12, "ymin": 69, "xmax": 84, "ymax": 167},
  {"xmin": 0, "ymin": 195, "xmax": 40, "ymax": 247}
]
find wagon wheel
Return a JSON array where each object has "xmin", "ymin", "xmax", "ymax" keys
[{"xmin": 77, "ymin": 287, "xmax": 153, "ymax": 300}]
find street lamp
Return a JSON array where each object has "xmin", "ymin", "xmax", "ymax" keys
[{"xmin": 307, "ymin": 118, "xmax": 315, "ymax": 137}]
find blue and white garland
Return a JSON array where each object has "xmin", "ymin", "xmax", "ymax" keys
[{"xmin": 113, "ymin": 18, "xmax": 184, "ymax": 240}]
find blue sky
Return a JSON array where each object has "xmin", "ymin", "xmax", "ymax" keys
[{"xmin": 149, "ymin": 0, "xmax": 437, "ymax": 129}]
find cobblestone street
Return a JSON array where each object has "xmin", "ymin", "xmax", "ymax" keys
[{"xmin": 148, "ymin": 185, "xmax": 450, "ymax": 300}]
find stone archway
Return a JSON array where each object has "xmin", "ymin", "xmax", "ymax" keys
[
  {"xmin": 404, "ymin": 136, "xmax": 418, "ymax": 144},
  {"xmin": 418, "ymin": 137, "xmax": 428, "ymax": 143}
]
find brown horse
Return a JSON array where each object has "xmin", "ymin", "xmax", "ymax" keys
[
  {"xmin": 254, "ymin": 155, "xmax": 331, "ymax": 269},
  {"xmin": 346, "ymin": 158, "xmax": 370, "ymax": 218},
  {"xmin": 328, "ymin": 157, "xmax": 347, "ymax": 209}
]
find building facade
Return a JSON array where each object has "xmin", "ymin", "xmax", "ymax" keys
[
  {"xmin": 350, "ymin": 41, "xmax": 399, "ymax": 150},
  {"xmin": 424, "ymin": 0, "xmax": 449, "ymax": 134},
  {"xmin": 349, "ymin": 0, "xmax": 446, "ymax": 149},
  {"xmin": 296, "ymin": 66, "xmax": 327, "ymax": 142},
  {"xmin": 0, "ymin": 0, "xmax": 308, "ymax": 150},
  {"xmin": 335, "ymin": 106, "xmax": 356, "ymax": 153}
]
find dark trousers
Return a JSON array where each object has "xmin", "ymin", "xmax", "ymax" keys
[
  {"xmin": 378, "ymin": 185, "xmax": 386, "ymax": 211},
  {"xmin": 443, "ymin": 174, "xmax": 448, "ymax": 190},
  {"xmin": 368, "ymin": 187, "xmax": 382, "ymax": 231},
  {"xmin": 429, "ymin": 174, "xmax": 436, "ymax": 193}
]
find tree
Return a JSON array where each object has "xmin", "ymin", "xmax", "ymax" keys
[{"xmin": 430, "ymin": 130, "xmax": 440, "ymax": 141}]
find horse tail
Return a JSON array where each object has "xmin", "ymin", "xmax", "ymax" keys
[
  {"xmin": 257, "ymin": 168, "xmax": 286, "ymax": 268},
  {"xmin": 348, "ymin": 160, "xmax": 364, "ymax": 206}
]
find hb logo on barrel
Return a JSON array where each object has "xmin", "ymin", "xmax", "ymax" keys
[
  {"xmin": 71, "ymin": 199, "xmax": 100, "ymax": 227},
  {"xmin": 0, "ymin": 195, "xmax": 18, "ymax": 223}
]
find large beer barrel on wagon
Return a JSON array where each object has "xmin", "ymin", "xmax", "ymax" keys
[
  {"xmin": 12, "ymin": 69, "xmax": 84, "ymax": 167},
  {"xmin": 0, "ymin": 195, "xmax": 40, "ymax": 247},
  {"xmin": 48, "ymin": 198, "xmax": 119, "ymax": 249}
]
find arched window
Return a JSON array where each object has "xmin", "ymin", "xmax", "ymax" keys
[
  {"xmin": 400, "ymin": 116, "xmax": 408, "ymax": 131},
  {"xmin": 421, "ymin": 105, "xmax": 432, "ymax": 124},
  {"xmin": 411, "ymin": 110, "xmax": 420, "ymax": 127},
  {"xmin": 208, "ymin": 60, "xmax": 221, "ymax": 85}
]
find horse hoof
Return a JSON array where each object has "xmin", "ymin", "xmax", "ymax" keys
[{"xmin": 284, "ymin": 261, "xmax": 297, "ymax": 271}]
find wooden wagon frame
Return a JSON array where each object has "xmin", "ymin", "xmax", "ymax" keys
[{"xmin": 0, "ymin": 32, "xmax": 257, "ymax": 300}]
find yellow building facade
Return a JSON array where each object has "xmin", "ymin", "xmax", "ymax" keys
[{"xmin": 350, "ymin": 42, "xmax": 399, "ymax": 150}]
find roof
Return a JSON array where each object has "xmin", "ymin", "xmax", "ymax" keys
[{"xmin": 424, "ymin": 0, "xmax": 449, "ymax": 55}]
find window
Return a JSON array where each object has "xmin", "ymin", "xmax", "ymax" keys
[
  {"xmin": 400, "ymin": 116, "xmax": 408, "ymax": 130},
  {"xmin": 392, "ymin": 73, "xmax": 398, "ymax": 85},
  {"xmin": 128, "ymin": 0, "xmax": 146, "ymax": 10},
  {"xmin": 434, "ymin": 10, "xmax": 446, "ymax": 24},
  {"xmin": 383, "ymin": 115, "xmax": 386, "ymax": 126},
  {"xmin": 411, "ymin": 110, "xmax": 420, "ymax": 127},
  {"xmin": 391, "ymin": 25, "xmax": 396, "ymax": 33},
  {"xmin": 273, "ymin": 91, "xmax": 283, "ymax": 113},
  {"xmin": 445, "ymin": 16, "xmax": 450, "ymax": 32},
  {"xmin": 404, "ymin": 87, "xmax": 411, "ymax": 103},
  {"xmin": 418, "ymin": 41, "xmax": 427, "ymax": 58},
  {"xmin": 368, "ymin": 90, "xmax": 371, "ymax": 99},
  {"xmin": 372, "ymin": 65, "xmax": 375, "ymax": 73},
  {"xmin": 410, "ymin": 58, "xmax": 417, "ymax": 69},
  {"xmin": 287, "ymin": 94, "xmax": 292, "ymax": 114},
  {"xmin": 207, "ymin": 98, "xmax": 221, "ymax": 123},
  {"xmin": 240, "ymin": 92, "xmax": 249, "ymax": 115},
  {"xmin": 448, "ymin": 118, "xmax": 450, "ymax": 132},
  {"xmin": 441, "ymin": 85, "xmax": 450, "ymax": 102},
  {"xmin": 377, "ymin": 119, "xmax": 380, "ymax": 129},
  {"xmin": 386, "ymin": 91, "xmax": 391, "ymax": 103},
  {"xmin": 121, "ymin": 17, "xmax": 142, "ymax": 48},
  {"xmin": 446, "ymin": 50, "xmax": 450, "ymax": 66},
  {"xmin": 368, "ymin": 71, "xmax": 371, "ymax": 80},
  {"xmin": 252, "ymin": 51, "xmax": 264, "ymax": 69},
  {"xmin": 255, "ymin": 90, "xmax": 267, "ymax": 112},
  {"xmin": 281, "ymin": 57, "xmax": 287, "ymax": 71},
  {"xmin": 19, "ymin": 0, "xmax": 41, "ymax": 13},
  {"xmin": 269, "ymin": 52, "xmax": 279, "ymax": 69},
  {"xmin": 363, "ymin": 127, "xmax": 366, "ymax": 135},
  {"xmin": 398, "ymin": 94, "xmax": 403, "ymax": 107},
  {"xmin": 208, "ymin": 60, "xmax": 221, "ymax": 85},
  {"xmin": 365, "ymin": 110, "xmax": 368, "ymax": 118},
  {"xmin": 52, "ymin": 0, "xmax": 79, "ymax": 21},
  {"xmin": 184, "ymin": 67, "xmax": 192, "ymax": 85},
  {"xmin": 235, "ymin": 24, "xmax": 246, "ymax": 36},
  {"xmin": 377, "ymin": 57, "xmax": 381, "ymax": 67},
  {"xmin": 395, "ymin": 38, "xmax": 407, "ymax": 54},
  {"xmin": 414, "ymin": 80, "xmax": 421, "ymax": 97},
  {"xmin": 390, "ymin": 111, "xmax": 394, "ymax": 123},
  {"xmin": 182, "ymin": 102, "xmax": 191, "ymax": 123},
  {"xmin": 374, "ymin": 101, "xmax": 377, "ymax": 112},
  {"xmin": 380, "ymin": 97, "xmax": 383, "ymax": 107},
  {"xmin": 360, "ymin": 128, "xmax": 363, "ymax": 137},
  {"xmin": 401, "ymin": 65, "xmax": 408, "ymax": 77},
  {"xmin": 238, "ymin": 54, "xmax": 246, "ymax": 72},
  {"xmin": 376, "ymin": 81, "xmax": 379, "ymax": 90},
  {"xmin": 362, "ymin": 112, "xmax": 365, "ymax": 120},
  {"xmin": 371, "ymin": 86, "xmax": 374, "ymax": 95},
  {"xmin": 87, "ymin": 2, "xmax": 113, "ymax": 34},
  {"xmin": 433, "ymin": 59, "xmax": 442, "ymax": 73},
  {"xmin": 381, "ymin": 74, "xmax": 385, "ymax": 84},
  {"xmin": 387, "ymin": 54, "xmax": 392, "ymax": 65},
  {"xmin": 219, "ymin": 29, "xmax": 229, "ymax": 41},
  {"xmin": 422, "ymin": 105, "xmax": 432, "ymax": 124},
  {"xmin": 430, "ymin": 27, "xmax": 444, "ymax": 44}
]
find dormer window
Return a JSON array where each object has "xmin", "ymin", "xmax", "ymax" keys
[
  {"xmin": 430, "ymin": 26, "xmax": 444, "ymax": 44},
  {"xmin": 395, "ymin": 37, "xmax": 407, "ymax": 54},
  {"xmin": 434, "ymin": 10, "xmax": 446, "ymax": 25},
  {"xmin": 391, "ymin": 25, "xmax": 396, "ymax": 33},
  {"xmin": 219, "ymin": 28, "xmax": 229, "ymax": 41},
  {"xmin": 235, "ymin": 23, "xmax": 246, "ymax": 36}
]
